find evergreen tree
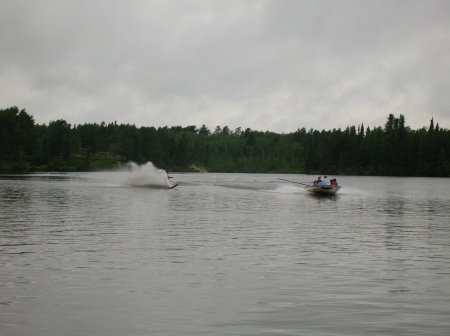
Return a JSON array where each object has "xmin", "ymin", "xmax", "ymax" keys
[{"xmin": 1, "ymin": 106, "xmax": 449, "ymax": 176}]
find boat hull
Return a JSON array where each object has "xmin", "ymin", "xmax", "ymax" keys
[{"xmin": 304, "ymin": 185, "xmax": 340, "ymax": 194}]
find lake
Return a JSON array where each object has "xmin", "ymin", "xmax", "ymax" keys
[{"xmin": 1, "ymin": 164, "xmax": 450, "ymax": 335}]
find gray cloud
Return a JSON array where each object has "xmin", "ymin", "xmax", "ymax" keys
[{"xmin": 1, "ymin": 0, "xmax": 449, "ymax": 132}]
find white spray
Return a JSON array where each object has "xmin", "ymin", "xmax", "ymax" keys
[{"xmin": 121, "ymin": 162, "xmax": 171, "ymax": 188}]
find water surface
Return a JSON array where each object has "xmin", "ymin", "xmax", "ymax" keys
[{"xmin": 1, "ymin": 171, "xmax": 449, "ymax": 335}]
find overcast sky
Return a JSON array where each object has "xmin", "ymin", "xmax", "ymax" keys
[{"xmin": 1, "ymin": 0, "xmax": 449, "ymax": 133}]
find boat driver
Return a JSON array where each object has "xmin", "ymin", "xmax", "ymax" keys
[
  {"xmin": 314, "ymin": 176, "xmax": 327, "ymax": 185},
  {"xmin": 313, "ymin": 177, "xmax": 320, "ymax": 185}
]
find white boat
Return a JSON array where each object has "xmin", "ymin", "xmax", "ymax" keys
[{"xmin": 304, "ymin": 184, "xmax": 341, "ymax": 195}]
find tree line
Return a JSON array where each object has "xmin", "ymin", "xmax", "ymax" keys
[{"xmin": 1, "ymin": 106, "xmax": 449, "ymax": 176}]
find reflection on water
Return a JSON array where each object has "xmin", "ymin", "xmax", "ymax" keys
[{"xmin": 1, "ymin": 173, "xmax": 449, "ymax": 336}]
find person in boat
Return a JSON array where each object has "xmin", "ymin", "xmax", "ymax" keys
[
  {"xmin": 330, "ymin": 178, "xmax": 337, "ymax": 185},
  {"xmin": 313, "ymin": 177, "xmax": 327, "ymax": 185}
]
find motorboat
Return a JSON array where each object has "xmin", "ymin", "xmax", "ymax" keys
[
  {"xmin": 277, "ymin": 177, "xmax": 340, "ymax": 195},
  {"xmin": 304, "ymin": 184, "xmax": 340, "ymax": 195}
]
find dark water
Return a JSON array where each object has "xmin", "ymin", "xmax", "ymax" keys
[{"xmin": 1, "ymin": 170, "xmax": 449, "ymax": 335}]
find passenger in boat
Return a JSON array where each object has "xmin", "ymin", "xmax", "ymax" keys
[
  {"xmin": 314, "ymin": 176, "xmax": 327, "ymax": 185},
  {"xmin": 330, "ymin": 178, "xmax": 338, "ymax": 186}
]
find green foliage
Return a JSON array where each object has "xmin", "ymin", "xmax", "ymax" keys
[{"xmin": 0, "ymin": 107, "xmax": 449, "ymax": 176}]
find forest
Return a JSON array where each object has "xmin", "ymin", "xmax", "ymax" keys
[{"xmin": 1, "ymin": 106, "xmax": 449, "ymax": 177}]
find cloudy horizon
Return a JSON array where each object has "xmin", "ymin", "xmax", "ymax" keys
[{"xmin": 1, "ymin": 0, "xmax": 449, "ymax": 132}]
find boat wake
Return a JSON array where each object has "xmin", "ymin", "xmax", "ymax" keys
[
  {"xmin": 120, "ymin": 162, "xmax": 171, "ymax": 188},
  {"xmin": 272, "ymin": 185, "xmax": 304, "ymax": 194}
]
